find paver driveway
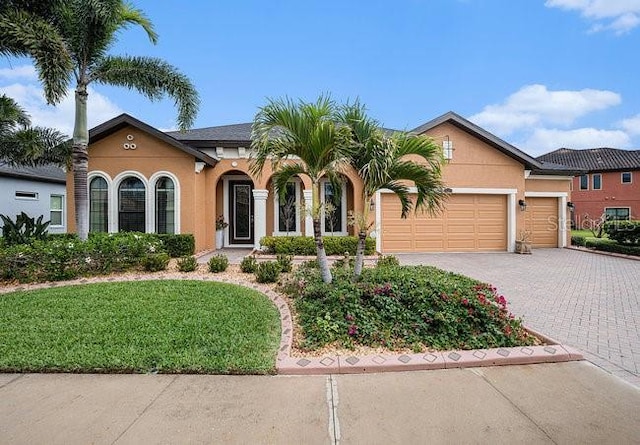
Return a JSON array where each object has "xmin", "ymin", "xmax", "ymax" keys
[{"xmin": 396, "ymin": 249, "xmax": 640, "ymax": 387}]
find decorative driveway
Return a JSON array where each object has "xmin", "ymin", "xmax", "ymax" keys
[{"xmin": 396, "ymin": 249, "xmax": 640, "ymax": 387}]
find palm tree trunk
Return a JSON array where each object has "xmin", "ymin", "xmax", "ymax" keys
[
  {"xmin": 353, "ymin": 193, "xmax": 371, "ymax": 279},
  {"xmin": 313, "ymin": 217, "xmax": 332, "ymax": 284},
  {"xmin": 353, "ymin": 229, "xmax": 367, "ymax": 278},
  {"xmin": 312, "ymin": 181, "xmax": 332, "ymax": 283},
  {"xmin": 72, "ymin": 85, "xmax": 90, "ymax": 241}
]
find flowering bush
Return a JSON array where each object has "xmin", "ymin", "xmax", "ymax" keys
[{"xmin": 281, "ymin": 262, "xmax": 535, "ymax": 351}]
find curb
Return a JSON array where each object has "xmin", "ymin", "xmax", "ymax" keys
[{"xmin": 565, "ymin": 246, "xmax": 640, "ymax": 261}]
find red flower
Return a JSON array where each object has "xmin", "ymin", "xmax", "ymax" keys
[{"xmin": 462, "ymin": 298, "xmax": 469, "ymax": 306}]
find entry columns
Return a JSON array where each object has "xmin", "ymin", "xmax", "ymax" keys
[
  {"xmin": 303, "ymin": 189, "xmax": 314, "ymax": 237},
  {"xmin": 252, "ymin": 189, "xmax": 269, "ymax": 250}
]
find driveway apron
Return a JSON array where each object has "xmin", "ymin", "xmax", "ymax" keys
[{"xmin": 396, "ymin": 249, "xmax": 640, "ymax": 387}]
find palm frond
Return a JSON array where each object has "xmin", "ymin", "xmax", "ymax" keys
[
  {"xmin": 92, "ymin": 55, "xmax": 199, "ymax": 130},
  {"xmin": 271, "ymin": 163, "xmax": 307, "ymax": 199},
  {"xmin": 0, "ymin": 94, "xmax": 31, "ymax": 130},
  {"xmin": 116, "ymin": 2, "xmax": 158, "ymax": 43},
  {"xmin": 0, "ymin": 9, "xmax": 72, "ymax": 103},
  {"xmin": 0, "ymin": 126, "xmax": 71, "ymax": 167}
]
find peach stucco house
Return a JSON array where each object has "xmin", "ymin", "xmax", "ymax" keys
[{"xmin": 66, "ymin": 111, "xmax": 577, "ymax": 253}]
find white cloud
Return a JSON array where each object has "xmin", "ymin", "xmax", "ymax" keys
[
  {"xmin": 469, "ymin": 84, "xmax": 620, "ymax": 135},
  {"xmin": 0, "ymin": 65, "xmax": 37, "ymax": 81},
  {"xmin": 524, "ymin": 128, "xmax": 631, "ymax": 153},
  {"xmin": 0, "ymin": 78, "xmax": 123, "ymax": 137},
  {"xmin": 546, "ymin": 0, "xmax": 640, "ymax": 34},
  {"xmin": 620, "ymin": 113, "xmax": 640, "ymax": 135}
]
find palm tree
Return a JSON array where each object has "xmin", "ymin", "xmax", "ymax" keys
[
  {"xmin": 0, "ymin": 94, "xmax": 70, "ymax": 166},
  {"xmin": 338, "ymin": 102, "xmax": 447, "ymax": 278},
  {"xmin": 250, "ymin": 96, "xmax": 352, "ymax": 284},
  {"xmin": 0, "ymin": 0, "xmax": 199, "ymax": 240}
]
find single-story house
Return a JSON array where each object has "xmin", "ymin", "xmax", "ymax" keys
[
  {"xmin": 0, "ymin": 162, "xmax": 67, "ymax": 234},
  {"xmin": 66, "ymin": 111, "xmax": 577, "ymax": 253},
  {"xmin": 537, "ymin": 148, "xmax": 640, "ymax": 225}
]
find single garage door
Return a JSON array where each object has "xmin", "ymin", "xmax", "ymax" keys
[
  {"xmin": 381, "ymin": 194, "xmax": 508, "ymax": 252},
  {"xmin": 525, "ymin": 197, "xmax": 558, "ymax": 248}
]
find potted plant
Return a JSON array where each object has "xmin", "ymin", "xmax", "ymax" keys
[
  {"xmin": 515, "ymin": 230, "xmax": 532, "ymax": 254},
  {"xmin": 215, "ymin": 215, "xmax": 228, "ymax": 249}
]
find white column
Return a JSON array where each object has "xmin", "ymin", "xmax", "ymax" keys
[
  {"xmin": 508, "ymin": 193, "xmax": 516, "ymax": 252},
  {"xmin": 252, "ymin": 189, "xmax": 269, "ymax": 250},
  {"xmin": 559, "ymin": 195, "xmax": 567, "ymax": 248},
  {"xmin": 303, "ymin": 189, "xmax": 314, "ymax": 237}
]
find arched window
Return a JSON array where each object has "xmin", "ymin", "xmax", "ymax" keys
[
  {"xmin": 155, "ymin": 177, "xmax": 175, "ymax": 234},
  {"xmin": 118, "ymin": 177, "xmax": 145, "ymax": 232},
  {"xmin": 89, "ymin": 177, "xmax": 108, "ymax": 232}
]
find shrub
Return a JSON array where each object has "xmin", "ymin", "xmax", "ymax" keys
[
  {"xmin": 156, "ymin": 234, "xmax": 195, "ymax": 257},
  {"xmin": 571, "ymin": 235, "xmax": 586, "ymax": 247},
  {"xmin": 240, "ymin": 255, "xmax": 258, "ymax": 273},
  {"xmin": 142, "ymin": 253, "xmax": 170, "ymax": 272},
  {"xmin": 331, "ymin": 253, "xmax": 354, "ymax": 270},
  {"xmin": 177, "ymin": 255, "xmax": 198, "ymax": 272},
  {"xmin": 260, "ymin": 236, "xmax": 375, "ymax": 255},
  {"xmin": 282, "ymin": 262, "xmax": 535, "ymax": 352},
  {"xmin": 276, "ymin": 254, "xmax": 293, "ymax": 273},
  {"xmin": 255, "ymin": 261, "xmax": 281, "ymax": 283},
  {"xmin": 376, "ymin": 254, "xmax": 400, "ymax": 268},
  {"xmin": 603, "ymin": 220, "xmax": 640, "ymax": 246},
  {"xmin": 0, "ymin": 212, "xmax": 50, "ymax": 246},
  {"xmin": 585, "ymin": 238, "xmax": 640, "ymax": 257},
  {"xmin": 208, "ymin": 254, "xmax": 229, "ymax": 273}
]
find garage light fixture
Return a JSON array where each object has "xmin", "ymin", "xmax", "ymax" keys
[{"xmin": 518, "ymin": 199, "xmax": 527, "ymax": 211}]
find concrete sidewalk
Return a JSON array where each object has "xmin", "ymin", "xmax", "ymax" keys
[{"xmin": 2, "ymin": 362, "xmax": 638, "ymax": 444}]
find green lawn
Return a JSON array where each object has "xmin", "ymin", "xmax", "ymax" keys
[
  {"xmin": 0, "ymin": 280, "xmax": 280, "ymax": 374},
  {"xmin": 571, "ymin": 229, "xmax": 606, "ymax": 239}
]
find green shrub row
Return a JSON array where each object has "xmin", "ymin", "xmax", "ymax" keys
[
  {"xmin": 156, "ymin": 234, "xmax": 195, "ymax": 257},
  {"xmin": 571, "ymin": 235, "xmax": 586, "ymax": 246},
  {"xmin": 281, "ymin": 261, "xmax": 535, "ymax": 351},
  {"xmin": 260, "ymin": 236, "xmax": 375, "ymax": 255},
  {"xmin": 603, "ymin": 220, "xmax": 640, "ymax": 246},
  {"xmin": 585, "ymin": 238, "xmax": 640, "ymax": 257},
  {"xmin": 0, "ymin": 232, "xmax": 164, "ymax": 283}
]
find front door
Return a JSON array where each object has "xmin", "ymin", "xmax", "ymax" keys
[{"xmin": 228, "ymin": 180, "xmax": 254, "ymax": 245}]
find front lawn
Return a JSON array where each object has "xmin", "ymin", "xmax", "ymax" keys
[{"xmin": 0, "ymin": 280, "xmax": 280, "ymax": 374}]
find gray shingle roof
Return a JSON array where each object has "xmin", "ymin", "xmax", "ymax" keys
[
  {"xmin": 167, "ymin": 123, "xmax": 253, "ymax": 142},
  {"xmin": 0, "ymin": 161, "xmax": 66, "ymax": 183},
  {"xmin": 537, "ymin": 148, "xmax": 640, "ymax": 172}
]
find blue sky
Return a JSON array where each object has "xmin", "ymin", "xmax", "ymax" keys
[{"xmin": 1, "ymin": 0, "xmax": 640, "ymax": 156}]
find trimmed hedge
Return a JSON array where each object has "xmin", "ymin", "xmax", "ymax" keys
[
  {"xmin": 156, "ymin": 234, "xmax": 195, "ymax": 257},
  {"xmin": 260, "ymin": 236, "xmax": 376, "ymax": 255},
  {"xmin": 571, "ymin": 235, "xmax": 586, "ymax": 247},
  {"xmin": 0, "ymin": 232, "xmax": 164, "ymax": 283},
  {"xmin": 585, "ymin": 238, "xmax": 640, "ymax": 257},
  {"xmin": 603, "ymin": 220, "xmax": 640, "ymax": 246}
]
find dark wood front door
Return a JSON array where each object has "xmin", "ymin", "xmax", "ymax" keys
[{"xmin": 229, "ymin": 181, "xmax": 254, "ymax": 245}]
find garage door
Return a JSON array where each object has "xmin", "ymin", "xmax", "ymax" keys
[
  {"xmin": 525, "ymin": 197, "xmax": 558, "ymax": 248},
  {"xmin": 381, "ymin": 194, "xmax": 508, "ymax": 252}
]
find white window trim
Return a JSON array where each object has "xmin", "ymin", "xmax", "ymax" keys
[
  {"xmin": 149, "ymin": 171, "xmax": 181, "ymax": 234},
  {"xmin": 621, "ymin": 172, "xmax": 633, "ymax": 184},
  {"xmin": 320, "ymin": 179, "xmax": 348, "ymax": 236},
  {"xmin": 112, "ymin": 171, "xmax": 149, "ymax": 233},
  {"xmin": 375, "ymin": 187, "xmax": 519, "ymax": 253},
  {"xmin": 579, "ymin": 174, "xmax": 589, "ymax": 191},
  {"xmin": 49, "ymin": 194, "xmax": 64, "ymax": 228},
  {"xmin": 15, "ymin": 191, "xmax": 38, "ymax": 200},
  {"xmin": 272, "ymin": 179, "xmax": 302, "ymax": 236},
  {"xmin": 87, "ymin": 171, "xmax": 113, "ymax": 233},
  {"xmin": 592, "ymin": 173, "xmax": 602, "ymax": 190},
  {"xmin": 604, "ymin": 207, "xmax": 631, "ymax": 220}
]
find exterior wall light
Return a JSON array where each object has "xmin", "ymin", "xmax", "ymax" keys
[
  {"xmin": 518, "ymin": 199, "xmax": 527, "ymax": 211},
  {"xmin": 567, "ymin": 201, "xmax": 575, "ymax": 209}
]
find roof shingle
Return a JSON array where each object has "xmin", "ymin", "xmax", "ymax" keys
[{"xmin": 537, "ymin": 148, "xmax": 640, "ymax": 171}]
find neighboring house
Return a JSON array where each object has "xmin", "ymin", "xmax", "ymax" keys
[
  {"xmin": 0, "ymin": 162, "xmax": 67, "ymax": 234},
  {"xmin": 537, "ymin": 148, "xmax": 640, "ymax": 226},
  {"xmin": 67, "ymin": 112, "xmax": 578, "ymax": 253}
]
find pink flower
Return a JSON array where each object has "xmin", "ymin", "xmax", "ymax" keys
[
  {"xmin": 496, "ymin": 295, "xmax": 507, "ymax": 307},
  {"xmin": 462, "ymin": 298, "xmax": 469, "ymax": 306},
  {"xmin": 345, "ymin": 314, "xmax": 354, "ymax": 322},
  {"xmin": 348, "ymin": 324, "xmax": 358, "ymax": 336}
]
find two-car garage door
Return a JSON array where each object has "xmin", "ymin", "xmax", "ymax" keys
[{"xmin": 381, "ymin": 194, "xmax": 508, "ymax": 252}]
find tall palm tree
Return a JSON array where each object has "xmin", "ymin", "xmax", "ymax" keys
[
  {"xmin": 0, "ymin": 0, "xmax": 199, "ymax": 240},
  {"xmin": 250, "ymin": 96, "xmax": 352, "ymax": 284},
  {"xmin": 0, "ymin": 94, "xmax": 70, "ymax": 166},
  {"xmin": 338, "ymin": 102, "xmax": 447, "ymax": 278}
]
